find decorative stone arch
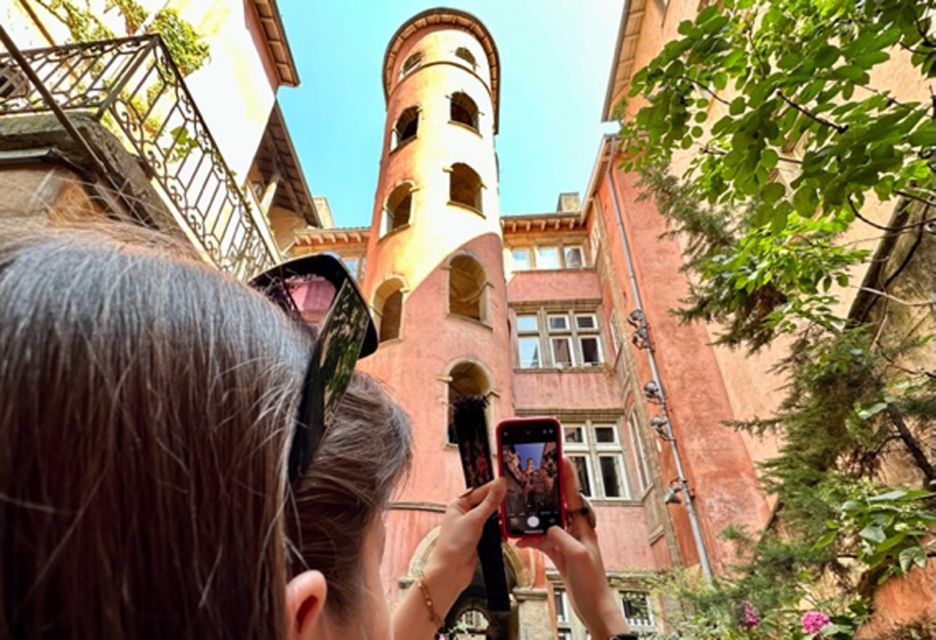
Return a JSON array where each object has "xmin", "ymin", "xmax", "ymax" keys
[
  {"xmin": 391, "ymin": 105, "xmax": 420, "ymax": 149},
  {"xmin": 405, "ymin": 524, "xmax": 529, "ymax": 589},
  {"xmin": 439, "ymin": 356, "xmax": 499, "ymax": 446},
  {"xmin": 381, "ymin": 179, "xmax": 417, "ymax": 236},
  {"xmin": 444, "ymin": 252, "xmax": 492, "ymax": 324},
  {"xmin": 449, "ymin": 90, "xmax": 480, "ymax": 131},
  {"xmin": 372, "ymin": 274, "xmax": 409, "ymax": 343},
  {"xmin": 445, "ymin": 162, "xmax": 485, "ymax": 213}
]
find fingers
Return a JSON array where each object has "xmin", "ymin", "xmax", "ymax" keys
[
  {"xmin": 464, "ymin": 477, "xmax": 506, "ymax": 524},
  {"xmin": 561, "ymin": 457, "xmax": 581, "ymax": 508}
]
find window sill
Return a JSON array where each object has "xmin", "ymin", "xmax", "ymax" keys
[
  {"xmin": 389, "ymin": 136, "xmax": 417, "ymax": 156},
  {"xmin": 584, "ymin": 497, "xmax": 644, "ymax": 507},
  {"xmin": 447, "ymin": 312, "xmax": 493, "ymax": 331},
  {"xmin": 510, "ymin": 266, "xmax": 596, "ymax": 274},
  {"xmin": 448, "ymin": 200, "xmax": 485, "ymax": 218},
  {"xmin": 377, "ymin": 222, "xmax": 411, "ymax": 244},
  {"xmin": 448, "ymin": 120, "xmax": 482, "ymax": 137},
  {"xmin": 513, "ymin": 365, "xmax": 607, "ymax": 373}
]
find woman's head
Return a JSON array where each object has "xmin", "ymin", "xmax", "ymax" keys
[
  {"xmin": 0, "ymin": 223, "xmax": 309, "ymax": 638},
  {"xmin": 287, "ymin": 373, "xmax": 412, "ymax": 639}
]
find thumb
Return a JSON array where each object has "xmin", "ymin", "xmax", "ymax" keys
[{"xmin": 545, "ymin": 525, "xmax": 587, "ymax": 560}]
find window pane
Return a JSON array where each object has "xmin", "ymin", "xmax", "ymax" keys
[
  {"xmin": 537, "ymin": 246, "xmax": 560, "ymax": 269},
  {"xmin": 575, "ymin": 313, "xmax": 597, "ymax": 330},
  {"xmin": 564, "ymin": 246, "xmax": 584, "ymax": 268},
  {"xmin": 621, "ymin": 592, "xmax": 653, "ymax": 627},
  {"xmin": 563, "ymin": 425, "xmax": 586, "ymax": 446},
  {"xmin": 580, "ymin": 336, "xmax": 602, "ymax": 365},
  {"xmin": 551, "ymin": 338, "xmax": 573, "ymax": 368},
  {"xmin": 511, "ymin": 248, "xmax": 531, "ymax": 270},
  {"xmin": 571, "ymin": 456, "xmax": 592, "ymax": 497},
  {"xmin": 518, "ymin": 337, "xmax": 541, "ymax": 368},
  {"xmin": 599, "ymin": 456, "xmax": 625, "ymax": 498},
  {"xmin": 594, "ymin": 425, "xmax": 616, "ymax": 444},
  {"xmin": 516, "ymin": 314, "xmax": 538, "ymax": 333},
  {"xmin": 547, "ymin": 314, "xmax": 569, "ymax": 332},
  {"xmin": 554, "ymin": 589, "xmax": 568, "ymax": 623},
  {"xmin": 558, "ymin": 632, "xmax": 573, "ymax": 640}
]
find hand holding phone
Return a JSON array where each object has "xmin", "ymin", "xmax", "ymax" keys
[
  {"xmin": 517, "ymin": 457, "xmax": 632, "ymax": 639},
  {"xmin": 496, "ymin": 417, "xmax": 564, "ymax": 537}
]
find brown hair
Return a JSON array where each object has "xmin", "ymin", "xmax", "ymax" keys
[
  {"xmin": 0, "ymin": 222, "xmax": 309, "ymax": 639},
  {"xmin": 289, "ymin": 372, "xmax": 412, "ymax": 619}
]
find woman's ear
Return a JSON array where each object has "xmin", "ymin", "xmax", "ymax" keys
[{"xmin": 286, "ymin": 570, "xmax": 328, "ymax": 640}]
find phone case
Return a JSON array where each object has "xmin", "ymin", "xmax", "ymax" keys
[{"xmin": 496, "ymin": 416, "xmax": 565, "ymax": 539}]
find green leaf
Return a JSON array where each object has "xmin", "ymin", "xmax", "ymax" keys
[
  {"xmin": 729, "ymin": 96, "xmax": 746, "ymax": 115},
  {"xmin": 898, "ymin": 545, "xmax": 926, "ymax": 573},
  {"xmin": 761, "ymin": 149, "xmax": 779, "ymax": 170},
  {"xmin": 814, "ymin": 531, "xmax": 837, "ymax": 548},
  {"xmin": 762, "ymin": 182, "xmax": 785, "ymax": 203},
  {"xmin": 857, "ymin": 402, "xmax": 888, "ymax": 420},
  {"xmin": 859, "ymin": 524, "xmax": 886, "ymax": 543},
  {"xmin": 869, "ymin": 489, "xmax": 908, "ymax": 502},
  {"xmin": 815, "ymin": 45, "xmax": 840, "ymax": 68}
]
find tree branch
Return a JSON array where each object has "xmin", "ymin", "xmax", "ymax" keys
[
  {"xmin": 847, "ymin": 196, "xmax": 936, "ymax": 231},
  {"xmin": 777, "ymin": 90, "xmax": 848, "ymax": 134},
  {"xmin": 680, "ymin": 75, "xmax": 731, "ymax": 106},
  {"xmin": 856, "ymin": 287, "xmax": 936, "ymax": 308},
  {"xmin": 885, "ymin": 406, "xmax": 936, "ymax": 485}
]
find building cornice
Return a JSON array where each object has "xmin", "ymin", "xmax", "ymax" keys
[
  {"xmin": 293, "ymin": 226, "xmax": 370, "ymax": 246},
  {"xmin": 501, "ymin": 213, "xmax": 585, "ymax": 234},
  {"xmin": 382, "ymin": 7, "xmax": 500, "ymax": 132}
]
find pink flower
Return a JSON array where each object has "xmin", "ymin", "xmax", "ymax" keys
[
  {"xmin": 801, "ymin": 610, "xmax": 831, "ymax": 635},
  {"xmin": 741, "ymin": 601, "xmax": 760, "ymax": 628}
]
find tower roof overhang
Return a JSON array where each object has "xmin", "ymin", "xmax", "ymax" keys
[{"xmin": 382, "ymin": 7, "xmax": 501, "ymax": 133}]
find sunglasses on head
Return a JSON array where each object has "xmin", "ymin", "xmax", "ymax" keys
[{"xmin": 249, "ymin": 254, "xmax": 378, "ymax": 485}]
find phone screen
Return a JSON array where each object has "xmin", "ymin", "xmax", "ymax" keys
[{"xmin": 499, "ymin": 419, "xmax": 562, "ymax": 536}]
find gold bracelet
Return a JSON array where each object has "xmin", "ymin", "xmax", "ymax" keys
[{"xmin": 415, "ymin": 569, "xmax": 444, "ymax": 628}]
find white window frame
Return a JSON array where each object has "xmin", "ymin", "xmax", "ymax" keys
[
  {"xmin": 592, "ymin": 423, "xmax": 619, "ymax": 448},
  {"xmin": 550, "ymin": 335, "xmax": 575, "ymax": 369},
  {"xmin": 596, "ymin": 453, "xmax": 630, "ymax": 500},
  {"xmin": 568, "ymin": 453, "xmax": 596, "ymax": 499},
  {"xmin": 516, "ymin": 313, "xmax": 538, "ymax": 333},
  {"xmin": 547, "ymin": 313, "xmax": 570, "ymax": 332},
  {"xmin": 578, "ymin": 335, "xmax": 604, "ymax": 366},
  {"xmin": 536, "ymin": 245, "xmax": 561, "ymax": 270},
  {"xmin": 575, "ymin": 313, "xmax": 598, "ymax": 331},
  {"xmin": 517, "ymin": 335, "xmax": 542, "ymax": 369},
  {"xmin": 511, "ymin": 247, "xmax": 532, "ymax": 271},
  {"xmin": 620, "ymin": 591, "xmax": 655, "ymax": 631},
  {"xmin": 562, "ymin": 424, "xmax": 588, "ymax": 449},
  {"xmin": 564, "ymin": 245, "xmax": 585, "ymax": 269}
]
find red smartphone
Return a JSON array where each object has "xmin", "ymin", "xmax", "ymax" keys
[{"xmin": 496, "ymin": 417, "xmax": 564, "ymax": 538}]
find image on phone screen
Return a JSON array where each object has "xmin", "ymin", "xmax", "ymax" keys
[{"xmin": 501, "ymin": 430, "xmax": 561, "ymax": 535}]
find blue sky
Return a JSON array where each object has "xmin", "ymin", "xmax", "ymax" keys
[{"xmin": 278, "ymin": 1, "xmax": 624, "ymax": 229}]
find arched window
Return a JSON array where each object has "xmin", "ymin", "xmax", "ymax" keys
[
  {"xmin": 449, "ymin": 255, "xmax": 487, "ymax": 322},
  {"xmin": 382, "ymin": 183, "xmax": 413, "ymax": 235},
  {"xmin": 400, "ymin": 51, "xmax": 423, "ymax": 78},
  {"xmin": 447, "ymin": 362, "xmax": 490, "ymax": 444},
  {"xmin": 449, "ymin": 163, "xmax": 482, "ymax": 212},
  {"xmin": 450, "ymin": 92, "xmax": 479, "ymax": 130},
  {"xmin": 454, "ymin": 46, "xmax": 476, "ymax": 68},
  {"xmin": 374, "ymin": 279, "xmax": 405, "ymax": 342},
  {"xmin": 393, "ymin": 107, "xmax": 419, "ymax": 148}
]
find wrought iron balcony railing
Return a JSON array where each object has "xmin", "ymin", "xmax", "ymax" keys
[{"xmin": 0, "ymin": 34, "xmax": 280, "ymax": 279}]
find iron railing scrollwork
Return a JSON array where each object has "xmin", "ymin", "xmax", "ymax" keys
[{"xmin": 0, "ymin": 34, "xmax": 280, "ymax": 279}]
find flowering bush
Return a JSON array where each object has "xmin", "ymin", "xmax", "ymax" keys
[{"xmin": 802, "ymin": 611, "xmax": 831, "ymax": 635}]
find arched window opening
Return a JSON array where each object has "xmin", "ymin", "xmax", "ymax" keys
[
  {"xmin": 393, "ymin": 107, "xmax": 419, "ymax": 148},
  {"xmin": 449, "ymin": 163, "xmax": 482, "ymax": 212},
  {"xmin": 450, "ymin": 92, "xmax": 479, "ymax": 130},
  {"xmin": 382, "ymin": 183, "xmax": 413, "ymax": 235},
  {"xmin": 400, "ymin": 51, "xmax": 423, "ymax": 78},
  {"xmin": 449, "ymin": 255, "xmax": 487, "ymax": 322},
  {"xmin": 374, "ymin": 280, "xmax": 405, "ymax": 342},
  {"xmin": 454, "ymin": 47, "xmax": 476, "ymax": 68},
  {"xmin": 447, "ymin": 362, "xmax": 489, "ymax": 444}
]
